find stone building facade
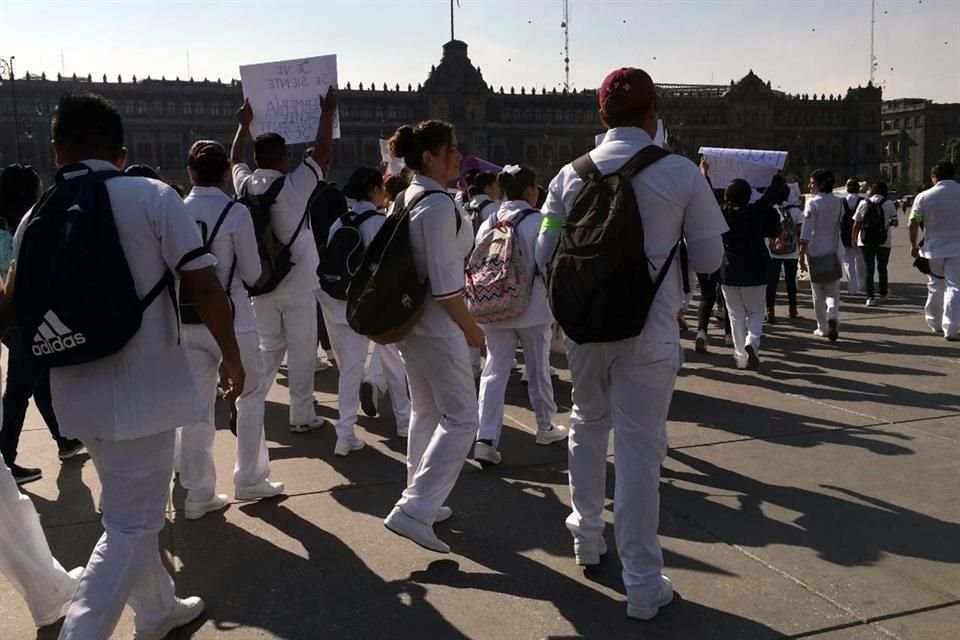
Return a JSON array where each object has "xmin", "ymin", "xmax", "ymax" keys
[
  {"xmin": 1, "ymin": 40, "xmax": 882, "ymax": 187},
  {"xmin": 880, "ymin": 98, "xmax": 960, "ymax": 192}
]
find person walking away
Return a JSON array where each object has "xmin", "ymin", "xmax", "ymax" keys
[
  {"xmin": 717, "ymin": 177, "xmax": 784, "ymax": 369},
  {"xmin": 536, "ymin": 68, "xmax": 726, "ymax": 620},
  {"xmin": 909, "ymin": 162, "xmax": 960, "ymax": 340},
  {"xmin": 0, "ymin": 165, "xmax": 84, "ymax": 484},
  {"xmin": 230, "ymin": 89, "xmax": 337, "ymax": 434},
  {"xmin": 9, "ymin": 92, "xmax": 244, "ymax": 640},
  {"xmin": 317, "ymin": 167, "xmax": 411, "ymax": 455},
  {"xmin": 381, "ymin": 121, "xmax": 484, "ymax": 554},
  {"xmin": 798, "ymin": 169, "xmax": 844, "ymax": 342},
  {"xmin": 472, "ymin": 165, "xmax": 566, "ymax": 467},
  {"xmin": 178, "ymin": 140, "xmax": 284, "ymax": 517},
  {"xmin": 840, "ymin": 177, "xmax": 865, "ymax": 295},
  {"xmin": 852, "ymin": 182, "xmax": 898, "ymax": 307},
  {"xmin": 765, "ymin": 184, "xmax": 803, "ymax": 322}
]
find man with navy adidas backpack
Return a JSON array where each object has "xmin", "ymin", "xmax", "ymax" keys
[
  {"xmin": 536, "ymin": 68, "xmax": 726, "ymax": 620},
  {"xmin": 7, "ymin": 92, "xmax": 243, "ymax": 639},
  {"xmin": 230, "ymin": 89, "xmax": 337, "ymax": 434}
]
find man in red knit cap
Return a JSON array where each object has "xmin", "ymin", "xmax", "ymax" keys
[{"xmin": 536, "ymin": 67, "xmax": 727, "ymax": 620}]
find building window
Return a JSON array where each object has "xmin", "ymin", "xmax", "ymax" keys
[
  {"xmin": 195, "ymin": 102, "xmax": 204, "ymax": 116},
  {"xmin": 883, "ymin": 119, "xmax": 892, "ymax": 130},
  {"xmin": 387, "ymin": 107, "xmax": 397, "ymax": 120},
  {"xmin": 135, "ymin": 142, "xmax": 153, "ymax": 163},
  {"xmin": 137, "ymin": 101, "xmax": 147, "ymax": 115},
  {"xmin": 525, "ymin": 144, "xmax": 538, "ymax": 163},
  {"xmin": 183, "ymin": 102, "xmax": 192, "ymax": 115},
  {"xmin": 164, "ymin": 143, "xmax": 180, "ymax": 166},
  {"xmin": 153, "ymin": 100, "xmax": 163, "ymax": 116},
  {"xmin": 223, "ymin": 102, "xmax": 232, "ymax": 116},
  {"xmin": 167, "ymin": 102, "xmax": 177, "ymax": 116},
  {"xmin": 915, "ymin": 116, "xmax": 923, "ymax": 127},
  {"xmin": 210, "ymin": 103, "xmax": 220, "ymax": 116},
  {"xmin": 894, "ymin": 118, "xmax": 901, "ymax": 129},
  {"xmin": 502, "ymin": 110, "xmax": 512, "ymax": 123}
]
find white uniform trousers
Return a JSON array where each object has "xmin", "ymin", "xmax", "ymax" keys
[
  {"xmin": 364, "ymin": 345, "xmax": 411, "ymax": 432},
  {"xmin": 810, "ymin": 278, "xmax": 841, "ymax": 332},
  {"xmin": 397, "ymin": 333, "xmax": 478, "ymax": 524},
  {"xmin": 253, "ymin": 289, "xmax": 318, "ymax": 426},
  {"xmin": 324, "ymin": 315, "xmax": 368, "ymax": 441},
  {"xmin": 564, "ymin": 337, "xmax": 680, "ymax": 601},
  {"xmin": 928, "ymin": 257, "xmax": 960, "ymax": 337},
  {"xmin": 60, "ymin": 431, "xmax": 177, "ymax": 639},
  {"xmin": 0, "ymin": 462, "xmax": 77, "ymax": 626},
  {"xmin": 233, "ymin": 330, "xmax": 272, "ymax": 489},
  {"xmin": 841, "ymin": 245, "xmax": 866, "ymax": 295},
  {"xmin": 478, "ymin": 324, "xmax": 556, "ymax": 444},
  {"xmin": 721, "ymin": 285, "xmax": 766, "ymax": 365}
]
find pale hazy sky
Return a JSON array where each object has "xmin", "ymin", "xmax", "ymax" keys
[{"xmin": 2, "ymin": 0, "xmax": 958, "ymax": 102}]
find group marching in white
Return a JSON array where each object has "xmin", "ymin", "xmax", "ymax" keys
[{"xmin": 0, "ymin": 60, "xmax": 957, "ymax": 640}]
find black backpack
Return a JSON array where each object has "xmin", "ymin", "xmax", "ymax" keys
[
  {"xmin": 346, "ymin": 190, "xmax": 452, "ymax": 344},
  {"xmin": 840, "ymin": 197, "xmax": 859, "ymax": 248},
  {"xmin": 14, "ymin": 164, "xmax": 176, "ymax": 367},
  {"xmin": 179, "ymin": 201, "xmax": 237, "ymax": 324},
  {"xmin": 860, "ymin": 198, "xmax": 889, "ymax": 247},
  {"xmin": 548, "ymin": 146, "xmax": 684, "ymax": 344},
  {"xmin": 239, "ymin": 177, "xmax": 308, "ymax": 296},
  {"xmin": 308, "ymin": 180, "xmax": 348, "ymax": 258},
  {"xmin": 318, "ymin": 210, "xmax": 379, "ymax": 300}
]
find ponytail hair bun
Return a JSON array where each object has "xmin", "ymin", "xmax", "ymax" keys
[
  {"xmin": 387, "ymin": 120, "xmax": 455, "ymax": 172},
  {"xmin": 497, "ymin": 165, "xmax": 537, "ymax": 201}
]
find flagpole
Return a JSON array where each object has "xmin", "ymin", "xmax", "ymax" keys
[{"xmin": 450, "ymin": 0, "xmax": 455, "ymax": 41}]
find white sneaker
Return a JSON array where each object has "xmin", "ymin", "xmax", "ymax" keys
[
  {"xmin": 290, "ymin": 416, "xmax": 329, "ymax": 433},
  {"xmin": 535, "ymin": 424, "xmax": 569, "ymax": 446},
  {"xmin": 234, "ymin": 480, "xmax": 285, "ymax": 501},
  {"xmin": 521, "ymin": 366, "xmax": 529, "ymax": 384},
  {"xmin": 435, "ymin": 506, "xmax": 453, "ymax": 524},
  {"xmin": 334, "ymin": 435, "xmax": 365, "ymax": 457},
  {"xmin": 34, "ymin": 566, "xmax": 84, "ymax": 627},
  {"xmin": 315, "ymin": 352, "xmax": 332, "ymax": 372},
  {"xmin": 384, "ymin": 506, "xmax": 450, "ymax": 553},
  {"xmin": 396, "ymin": 423, "xmax": 409, "ymax": 439},
  {"xmin": 474, "ymin": 441, "xmax": 502, "ymax": 466},
  {"xmin": 359, "ymin": 381, "xmax": 381, "ymax": 418},
  {"xmin": 627, "ymin": 576, "xmax": 675, "ymax": 620},
  {"xmin": 574, "ymin": 537, "xmax": 608, "ymax": 566},
  {"xmin": 133, "ymin": 596, "xmax": 205, "ymax": 640},
  {"xmin": 185, "ymin": 494, "xmax": 229, "ymax": 521},
  {"xmin": 813, "ymin": 329, "xmax": 826, "ymax": 337},
  {"xmin": 865, "ymin": 297, "xmax": 877, "ymax": 307},
  {"xmin": 694, "ymin": 330, "xmax": 707, "ymax": 353}
]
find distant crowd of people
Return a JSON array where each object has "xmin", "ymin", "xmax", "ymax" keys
[{"xmin": 0, "ymin": 62, "xmax": 957, "ymax": 638}]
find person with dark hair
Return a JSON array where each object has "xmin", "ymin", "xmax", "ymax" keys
[
  {"xmin": 799, "ymin": 169, "xmax": 844, "ymax": 341},
  {"xmin": 852, "ymin": 181, "xmax": 899, "ymax": 306},
  {"xmin": 124, "ymin": 163, "xmax": 160, "ymax": 180},
  {"xmin": 716, "ymin": 176, "xmax": 784, "ymax": 369},
  {"xmin": 318, "ymin": 167, "xmax": 411, "ymax": 455},
  {"xmin": 383, "ymin": 172, "xmax": 410, "ymax": 210},
  {"xmin": 230, "ymin": 89, "xmax": 338, "ymax": 434},
  {"xmin": 382, "ymin": 120, "xmax": 482, "ymax": 554},
  {"xmin": 463, "ymin": 171, "xmax": 501, "ymax": 232},
  {"xmin": 536, "ymin": 67, "xmax": 726, "ymax": 620},
  {"xmin": 840, "ymin": 177, "xmax": 866, "ymax": 296},
  {"xmin": 9, "ymin": 91, "xmax": 244, "ymax": 638},
  {"xmin": 473, "ymin": 165, "xmax": 566, "ymax": 467},
  {"xmin": 178, "ymin": 140, "xmax": 283, "ymax": 519},
  {"xmin": 0, "ymin": 165, "xmax": 84, "ymax": 484},
  {"xmin": 909, "ymin": 161, "xmax": 960, "ymax": 340},
  {"xmin": 765, "ymin": 182, "xmax": 803, "ymax": 322}
]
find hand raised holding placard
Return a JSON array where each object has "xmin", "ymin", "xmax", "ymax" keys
[{"xmin": 237, "ymin": 98, "xmax": 253, "ymax": 129}]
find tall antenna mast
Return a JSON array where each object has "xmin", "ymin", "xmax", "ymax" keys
[
  {"xmin": 561, "ymin": 0, "xmax": 570, "ymax": 91},
  {"xmin": 869, "ymin": 0, "xmax": 877, "ymax": 84},
  {"xmin": 450, "ymin": 0, "xmax": 455, "ymax": 41}
]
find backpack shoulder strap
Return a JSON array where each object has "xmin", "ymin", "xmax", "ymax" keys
[
  {"xmin": 342, "ymin": 210, "xmax": 379, "ymax": 228},
  {"xmin": 205, "ymin": 201, "xmax": 236, "ymax": 249},
  {"xmin": 403, "ymin": 189, "xmax": 459, "ymax": 235},
  {"xmin": 512, "ymin": 208, "xmax": 540, "ymax": 227},
  {"xmin": 264, "ymin": 175, "xmax": 286, "ymax": 204},
  {"xmin": 618, "ymin": 145, "xmax": 671, "ymax": 179},
  {"xmin": 571, "ymin": 153, "xmax": 600, "ymax": 182}
]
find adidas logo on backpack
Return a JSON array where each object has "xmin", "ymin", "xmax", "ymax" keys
[{"xmin": 32, "ymin": 311, "xmax": 87, "ymax": 357}]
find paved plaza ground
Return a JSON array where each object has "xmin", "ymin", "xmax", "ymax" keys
[{"xmin": 3, "ymin": 227, "xmax": 958, "ymax": 639}]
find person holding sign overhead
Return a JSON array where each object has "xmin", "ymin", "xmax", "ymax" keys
[{"xmin": 230, "ymin": 88, "xmax": 337, "ymax": 437}]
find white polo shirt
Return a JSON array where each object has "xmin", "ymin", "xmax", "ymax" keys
[
  {"xmin": 183, "ymin": 186, "xmax": 262, "ymax": 334},
  {"xmin": 232, "ymin": 157, "xmax": 322, "ymax": 298},
  {"xmin": 909, "ymin": 179, "xmax": 960, "ymax": 259},
  {"xmin": 475, "ymin": 200, "xmax": 553, "ymax": 329},
  {"xmin": 800, "ymin": 193, "xmax": 844, "ymax": 257},
  {"xmin": 317, "ymin": 200, "xmax": 385, "ymax": 326},
  {"xmin": 13, "ymin": 160, "xmax": 217, "ymax": 441},
  {"xmin": 404, "ymin": 174, "xmax": 474, "ymax": 338},
  {"xmin": 539, "ymin": 126, "xmax": 727, "ymax": 345},
  {"xmin": 468, "ymin": 194, "xmax": 499, "ymax": 224},
  {"xmin": 853, "ymin": 195, "xmax": 898, "ymax": 249}
]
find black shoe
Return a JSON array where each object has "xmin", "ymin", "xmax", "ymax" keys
[
  {"xmin": 789, "ymin": 306, "xmax": 799, "ymax": 319},
  {"xmin": 745, "ymin": 345, "xmax": 760, "ymax": 369},
  {"xmin": 58, "ymin": 439, "xmax": 86, "ymax": 460},
  {"xmin": 359, "ymin": 381, "xmax": 379, "ymax": 418},
  {"xmin": 11, "ymin": 464, "xmax": 42, "ymax": 485},
  {"xmin": 827, "ymin": 319, "xmax": 839, "ymax": 343}
]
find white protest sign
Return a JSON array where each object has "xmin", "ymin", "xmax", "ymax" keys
[
  {"xmin": 698, "ymin": 147, "xmax": 788, "ymax": 189},
  {"xmin": 239, "ymin": 55, "xmax": 340, "ymax": 144},
  {"xmin": 380, "ymin": 139, "xmax": 405, "ymax": 174},
  {"xmin": 595, "ymin": 119, "xmax": 665, "ymax": 149}
]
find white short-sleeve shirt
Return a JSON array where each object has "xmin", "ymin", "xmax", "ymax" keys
[
  {"xmin": 13, "ymin": 160, "xmax": 217, "ymax": 441},
  {"xmin": 852, "ymin": 195, "xmax": 898, "ymax": 249},
  {"xmin": 183, "ymin": 186, "xmax": 261, "ymax": 334},
  {"xmin": 800, "ymin": 193, "xmax": 843, "ymax": 257},
  {"xmin": 232, "ymin": 157, "xmax": 322, "ymax": 298},
  {"xmin": 909, "ymin": 180, "xmax": 960, "ymax": 259}
]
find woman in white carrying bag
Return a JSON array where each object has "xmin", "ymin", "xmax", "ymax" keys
[
  {"xmin": 471, "ymin": 165, "xmax": 567, "ymax": 467},
  {"xmin": 798, "ymin": 169, "xmax": 844, "ymax": 342}
]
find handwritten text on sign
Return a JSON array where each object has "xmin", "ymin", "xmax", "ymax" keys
[{"xmin": 239, "ymin": 55, "xmax": 340, "ymax": 144}]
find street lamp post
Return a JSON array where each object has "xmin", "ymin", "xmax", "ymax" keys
[{"xmin": 0, "ymin": 56, "xmax": 21, "ymax": 163}]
